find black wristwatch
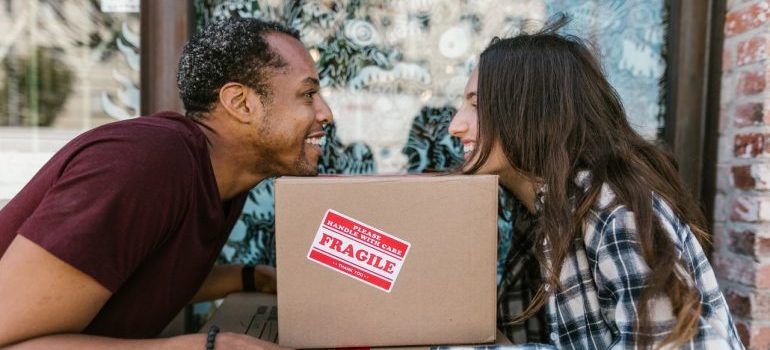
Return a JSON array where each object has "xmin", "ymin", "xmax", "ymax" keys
[{"xmin": 242, "ymin": 265, "xmax": 257, "ymax": 292}]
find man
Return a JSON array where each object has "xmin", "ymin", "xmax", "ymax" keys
[{"xmin": 0, "ymin": 18, "xmax": 331, "ymax": 349}]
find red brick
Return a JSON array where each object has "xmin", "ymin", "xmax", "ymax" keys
[
  {"xmin": 724, "ymin": 47, "xmax": 734, "ymax": 71},
  {"xmin": 738, "ymin": 71, "xmax": 767, "ymax": 95},
  {"xmin": 726, "ymin": 227, "xmax": 770, "ymax": 258},
  {"xmin": 735, "ymin": 319, "xmax": 770, "ymax": 349},
  {"xmin": 714, "ymin": 254, "xmax": 752, "ymax": 283},
  {"xmin": 736, "ymin": 320, "xmax": 750, "ymax": 347},
  {"xmin": 757, "ymin": 262, "xmax": 770, "ymax": 288},
  {"xmin": 758, "ymin": 293, "xmax": 770, "ymax": 319},
  {"xmin": 726, "ymin": 289, "xmax": 752, "ymax": 317},
  {"xmin": 735, "ymin": 133, "xmax": 766, "ymax": 157},
  {"xmin": 731, "ymin": 196, "xmax": 760, "ymax": 222},
  {"xmin": 735, "ymin": 103, "xmax": 765, "ymax": 127},
  {"xmin": 730, "ymin": 229, "xmax": 757, "ymax": 255},
  {"xmin": 738, "ymin": 37, "xmax": 768, "ymax": 66},
  {"xmin": 714, "ymin": 254, "xmax": 770, "ymax": 287},
  {"xmin": 726, "ymin": 1, "xmax": 770, "ymax": 37},
  {"xmin": 733, "ymin": 165, "xmax": 757, "ymax": 189},
  {"xmin": 733, "ymin": 228, "xmax": 770, "ymax": 256},
  {"xmin": 759, "ymin": 235, "xmax": 770, "ymax": 256}
]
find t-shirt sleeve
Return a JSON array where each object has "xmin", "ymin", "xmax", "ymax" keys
[{"xmin": 17, "ymin": 130, "xmax": 194, "ymax": 292}]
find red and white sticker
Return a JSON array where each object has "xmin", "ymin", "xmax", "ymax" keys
[{"xmin": 307, "ymin": 209, "xmax": 411, "ymax": 293}]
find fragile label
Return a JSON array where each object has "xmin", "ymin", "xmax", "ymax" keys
[{"xmin": 307, "ymin": 209, "xmax": 411, "ymax": 293}]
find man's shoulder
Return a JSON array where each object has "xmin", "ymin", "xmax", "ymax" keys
[
  {"xmin": 63, "ymin": 112, "xmax": 205, "ymax": 163},
  {"xmin": 79, "ymin": 112, "xmax": 201, "ymax": 144},
  {"xmin": 41, "ymin": 112, "xmax": 207, "ymax": 192}
]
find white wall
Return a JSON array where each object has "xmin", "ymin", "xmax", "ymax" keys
[{"xmin": 0, "ymin": 128, "xmax": 80, "ymax": 204}]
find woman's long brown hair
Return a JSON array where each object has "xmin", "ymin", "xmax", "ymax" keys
[{"xmin": 467, "ymin": 15, "xmax": 710, "ymax": 348}]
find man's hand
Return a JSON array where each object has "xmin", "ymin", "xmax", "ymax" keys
[
  {"xmin": 252, "ymin": 265, "xmax": 276, "ymax": 293},
  {"xmin": 216, "ymin": 332, "xmax": 289, "ymax": 349}
]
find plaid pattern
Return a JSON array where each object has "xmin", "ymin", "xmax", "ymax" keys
[
  {"xmin": 497, "ymin": 175, "xmax": 744, "ymax": 349},
  {"xmin": 498, "ymin": 202, "xmax": 547, "ymax": 343},
  {"xmin": 432, "ymin": 345, "xmax": 555, "ymax": 350}
]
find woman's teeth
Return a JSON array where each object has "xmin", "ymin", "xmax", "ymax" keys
[
  {"xmin": 464, "ymin": 144, "xmax": 475, "ymax": 153},
  {"xmin": 305, "ymin": 136, "xmax": 326, "ymax": 147}
]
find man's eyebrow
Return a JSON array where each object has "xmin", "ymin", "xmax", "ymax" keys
[{"xmin": 301, "ymin": 77, "xmax": 320, "ymax": 88}]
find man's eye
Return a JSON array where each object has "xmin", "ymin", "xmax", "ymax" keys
[{"xmin": 304, "ymin": 91, "xmax": 317, "ymax": 99}]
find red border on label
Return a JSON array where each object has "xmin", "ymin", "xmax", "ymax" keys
[{"xmin": 307, "ymin": 209, "xmax": 411, "ymax": 293}]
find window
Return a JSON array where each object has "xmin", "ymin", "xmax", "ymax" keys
[{"xmin": 0, "ymin": 0, "xmax": 139, "ymax": 201}]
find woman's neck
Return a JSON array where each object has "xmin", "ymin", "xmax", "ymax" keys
[{"xmin": 499, "ymin": 169, "xmax": 540, "ymax": 215}]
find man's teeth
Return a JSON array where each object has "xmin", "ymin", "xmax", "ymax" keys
[
  {"xmin": 305, "ymin": 136, "xmax": 326, "ymax": 146},
  {"xmin": 464, "ymin": 144, "xmax": 475, "ymax": 153}
]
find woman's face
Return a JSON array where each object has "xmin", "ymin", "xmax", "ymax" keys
[{"xmin": 448, "ymin": 67, "xmax": 510, "ymax": 175}]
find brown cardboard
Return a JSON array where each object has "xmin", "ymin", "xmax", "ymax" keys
[
  {"xmin": 200, "ymin": 292, "xmax": 512, "ymax": 348},
  {"xmin": 275, "ymin": 175, "xmax": 499, "ymax": 349}
]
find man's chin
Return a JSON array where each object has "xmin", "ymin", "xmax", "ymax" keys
[{"xmin": 290, "ymin": 160, "xmax": 319, "ymax": 177}]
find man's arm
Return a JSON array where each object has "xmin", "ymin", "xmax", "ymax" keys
[
  {"xmin": 5, "ymin": 332, "xmax": 286, "ymax": 350},
  {"xmin": 192, "ymin": 264, "xmax": 276, "ymax": 303},
  {"xmin": 0, "ymin": 236, "xmax": 282, "ymax": 350}
]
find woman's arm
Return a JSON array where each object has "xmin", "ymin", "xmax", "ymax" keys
[{"xmin": 592, "ymin": 211, "xmax": 739, "ymax": 349}]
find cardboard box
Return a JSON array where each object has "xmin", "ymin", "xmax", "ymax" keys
[
  {"xmin": 275, "ymin": 175, "xmax": 499, "ymax": 348},
  {"xmin": 200, "ymin": 292, "xmax": 513, "ymax": 348}
]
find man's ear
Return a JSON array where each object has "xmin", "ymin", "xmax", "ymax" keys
[{"xmin": 219, "ymin": 82, "xmax": 262, "ymax": 123}]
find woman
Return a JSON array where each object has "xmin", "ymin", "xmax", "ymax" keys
[{"xmin": 448, "ymin": 17, "xmax": 744, "ymax": 349}]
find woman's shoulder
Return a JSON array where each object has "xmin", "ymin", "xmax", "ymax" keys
[{"xmin": 582, "ymin": 186, "xmax": 694, "ymax": 256}]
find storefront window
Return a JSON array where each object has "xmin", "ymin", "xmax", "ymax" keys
[
  {"xmin": 190, "ymin": 0, "xmax": 669, "ymax": 328},
  {"xmin": 195, "ymin": 0, "xmax": 666, "ymax": 174},
  {"xmin": 0, "ymin": 0, "xmax": 139, "ymax": 200},
  {"xmin": 194, "ymin": 0, "xmax": 668, "ymax": 262}
]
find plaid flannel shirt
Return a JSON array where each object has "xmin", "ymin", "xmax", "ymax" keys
[{"xmin": 497, "ymin": 174, "xmax": 744, "ymax": 349}]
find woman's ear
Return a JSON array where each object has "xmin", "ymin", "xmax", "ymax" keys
[{"xmin": 219, "ymin": 82, "xmax": 262, "ymax": 124}]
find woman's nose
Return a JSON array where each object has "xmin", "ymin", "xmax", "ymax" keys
[{"xmin": 448, "ymin": 114, "xmax": 468, "ymax": 137}]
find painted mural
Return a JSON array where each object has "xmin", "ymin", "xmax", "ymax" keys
[
  {"xmin": 192, "ymin": 0, "xmax": 668, "ymax": 326},
  {"xmin": 195, "ymin": 0, "xmax": 667, "ymax": 270}
]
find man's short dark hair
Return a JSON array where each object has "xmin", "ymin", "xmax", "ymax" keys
[{"xmin": 177, "ymin": 18, "xmax": 300, "ymax": 119}]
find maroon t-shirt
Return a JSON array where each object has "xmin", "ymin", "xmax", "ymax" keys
[{"xmin": 0, "ymin": 112, "xmax": 246, "ymax": 338}]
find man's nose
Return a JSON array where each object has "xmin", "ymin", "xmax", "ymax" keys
[{"xmin": 316, "ymin": 97, "xmax": 333, "ymax": 125}]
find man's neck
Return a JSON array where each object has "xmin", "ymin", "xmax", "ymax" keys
[{"xmin": 198, "ymin": 124, "xmax": 268, "ymax": 201}]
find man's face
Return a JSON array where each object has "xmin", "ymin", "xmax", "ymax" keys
[{"xmin": 250, "ymin": 33, "xmax": 333, "ymax": 176}]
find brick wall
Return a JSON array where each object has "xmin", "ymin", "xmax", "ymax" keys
[{"xmin": 718, "ymin": 1, "xmax": 770, "ymax": 348}]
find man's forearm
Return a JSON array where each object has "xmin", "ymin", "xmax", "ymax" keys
[
  {"xmin": 191, "ymin": 264, "xmax": 243, "ymax": 303},
  {"xmin": 192, "ymin": 264, "xmax": 276, "ymax": 303},
  {"xmin": 5, "ymin": 333, "xmax": 205, "ymax": 350}
]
